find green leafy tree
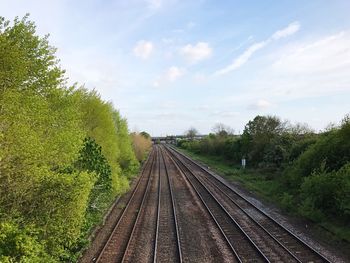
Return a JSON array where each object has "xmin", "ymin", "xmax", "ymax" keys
[
  {"xmin": 0, "ymin": 15, "xmax": 140, "ymax": 261},
  {"xmin": 0, "ymin": 221, "xmax": 54, "ymax": 262},
  {"xmin": 285, "ymin": 114, "xmax": 350, "ymax": 187},
  {"xmin": 0, "ymin": 15, "xmax": 64, "ymax": 94},
  {"xmin": 76, "ymin": 137, "xmax": 112, "ymax": 188},
  {"xmin": 241, "ymin": 115, "xmax": 286, "ymax": 167},
  {"xmin": 114, "ymin": 111, "xmax": 139, "ymax": 178}
]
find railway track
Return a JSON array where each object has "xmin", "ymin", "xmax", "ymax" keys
[
  {"xmin": 161, "ymin": 145, "xmax": 237, "ymax": 262},
  {"xmin": 121, "ymin": 146, "xmax": 160, "ymax": 262},
  {"xmin": 164, "ymin": 146, "xmax": 268, "ymax": 262},
  {"xmin": 95, "ymin": 145, "xmax": 183, "ymax": 263},
  {"xmin": 91, "ymin": 144, "xmax": 332, "ymax": 262},
  {"xmin": 166, "ymin": 145, "xmax": 331, "ymax": 263},
  {"xmin": 96, "ymin": 147, "xmax": 157, "ymax": 262},
  {"xmin": 155, "ymin": 146, "xmax": 182, "ymax": 262}
]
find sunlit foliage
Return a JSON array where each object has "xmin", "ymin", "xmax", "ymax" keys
[{"xmin": 0, "ymin": 15, "xmax": 140, "ymax": 261}]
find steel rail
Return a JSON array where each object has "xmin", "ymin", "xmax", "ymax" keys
[
  {"xmin": 95, "ymin": 147, "xmax": 156, "ymax": 262},
  {"xmin": 121, "ymin": 146, "xmax": 159, "ymax": 262},
  {"xmin": 164, "ymin": 146, "xmax": 268, "ymax": 262},
  {"xmin": 168, "ymin": 145, "xmax": 331, "ymax": 263},
  {"xmin": 158, "ymin": 146, "xmax": 183, "ymax": 263},
  {"xmin": 162, "ymin": 147, "xmax": 241, "ymax": 262},
  {"xmin": 169, "ymin": 146, "xmax": 301, "ymax": 262},
  {"xmin": 200, "ymin": 168, "xmax": 302, "ymax": 262},
  {"xmin": 153, "ymin": 145, "xmax": 161, "ymax": 263}
]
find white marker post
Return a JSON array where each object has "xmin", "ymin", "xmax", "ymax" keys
[{"xmin": 241, "ymin": 158, "xmax": 246, "ymax": 169}]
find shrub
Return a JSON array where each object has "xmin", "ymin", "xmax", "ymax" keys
[
  {"xmin": 285, "ymin": 117, "xmax": 350, "ymax": 188},
  {"xmin": 131, "ymin": 132, "xmax": 152, "ymax": 162},
  {"xmin": 299, "ymin": 162, "xmax": 350, "ymax": 222}
]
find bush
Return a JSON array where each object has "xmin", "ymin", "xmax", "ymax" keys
[
  {"xmin": 285, "ymin": 116, "xmax": 350, "ymax": 188},
  {"xmin": 131, "ymin": 132, "xmax": 152, "ymax": 162},
  {"xmin": 280, "ymin": 193, "xmax": 294, "ymax": 212},
  {"xmin": 299, "ymin": 163, "xmax": 350, "ymax": 222}
]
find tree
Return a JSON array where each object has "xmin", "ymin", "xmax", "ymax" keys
[
  {"xmin": 241, "ymin": 115, "xmax": 287, "ymax": 166},
  {"xmin": 0, "ymin": 15, "xmax": 65, "ymax": 94},
  {"xmin": 285, "ymin": 113, "xmax": 350, "ymax": 186},
  {"xmin": 0, "ymin": 15, "xmax": 140, "ymax": 261},
  {"xmin": 0, "ymin": 18, "xmax": 92, "ymax": 258},
  {"xmin": 185, "ymin": 127, "xmax": 198, "ymax": 141},
  {"xmin": 212, "ymin": 123, "xmax": 234, "ymax": 137},
  {"xmin": 289, "ymin": 122, "xmax": 314, "ymax": 135},
  {"xmin": 114, "ymin": 111, "xmax": 139, "ymax": 178}
]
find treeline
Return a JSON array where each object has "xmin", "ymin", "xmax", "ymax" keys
[
  {"xmin": 0, "ymin": 16, "xmax": 151, "ymax": 261},
  {"xmin": 180, "ymin": 115, "xmax": 350, "ymax": 228}
]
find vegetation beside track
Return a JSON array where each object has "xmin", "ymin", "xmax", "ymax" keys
[
  {"xmin": 0, "ymin": 15, "xmax": 151, "ymax": 262},
  {"xmin": 177, "ymin": 114, "xmax": 350, "ymax": 245}
]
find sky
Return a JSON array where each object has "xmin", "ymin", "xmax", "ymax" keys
[{"xmin": 1, "ymin": 0, "xmax": 350, "ymax": 136}]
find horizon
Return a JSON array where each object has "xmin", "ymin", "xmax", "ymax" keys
[{"xmin": 1, "ymin": 0, "xmax": 349, "ymax": 136}]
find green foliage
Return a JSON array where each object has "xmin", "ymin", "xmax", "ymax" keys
[
  {"xmin": 74, "ymin": 137, "xmax": 115, "ymax": 249},
  {"xmin": 285, "ymin": 116, "xmax": 350, "ymax": 187},
  {"xmin": 76, "ymin": 137, "xmax": 112, "ymax": 187},
  {"xmin": 180, "ymin": 113, "xmax": 350, "ymax": 241},
  {"xmin": 114, "ymin": 111, "xmax": 139, "ymax": 178},
  {"xmin": 241, "ymin": 115, "xmax": 288, "ymax": 167},
  {"xmin": 0, "ymin": 15, "xmax": 64, "ymax": 94},
  {"xmin": 76, "ymin": 89, "xmax": 138, "ymax": 193},
  {"xmin": 180, "ymin": 116, "xmax": 317, "ymax": 170},
  {"xmin": 77, "ymin": 89, "xmax": 122, "ymax": 186},
  {"xmin": 280, "ymin": 193, "xmax": 294, "ymax": 212},
  {"xmin": 33, "ymin": 171, "xmax": 95, "ymax": 260},
  {"xmin": 0, "ymin": 15, "xmax": 140, "ymax": 261},
  {"xmin": 299, "ymin": 162, "xmax": 350, "ymax": 222},
  {"xmin": 0, "ymin": 88, "xmax": 84, "ymax": 217},
  {"xmin": 0, "ymin": 221, "xmax": 54, "ymax": 262}
]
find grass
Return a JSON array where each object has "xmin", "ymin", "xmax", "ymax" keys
[
  {"xmin": 176, "ymin": 148, "xmax": 285, "ymax": 205},
  {"xmin": 176, "ymin": 147, "xmax": 350, "ymax": 251}
]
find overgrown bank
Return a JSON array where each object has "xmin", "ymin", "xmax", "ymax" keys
[
  {"xmin": 178, "ymin": 115, "xmax": 350, "ymax": 244},
  {"xmin": 0, "ymin": 16, "xmax": 151, "ymax": 262}
]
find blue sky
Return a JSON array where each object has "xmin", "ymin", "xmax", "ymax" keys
[{"xmin": 1, "ymin": 0, "xmax": 350, "ymax": 136}]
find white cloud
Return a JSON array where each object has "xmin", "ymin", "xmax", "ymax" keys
[
  {"xmin": 247, "ymin": 99, "xmax": 272, "ymax": 110},
  {"xmin": 273, "ymin": 31, "xmax": 350, "ymax": 74},
  {"xmin": 215, "ymin": 41, "xmax": 267, "ymax": 75},
  {"xmin": 221, "ymin": 31, "xmax": 350, "ymax": 108},
  {"xmin": 133, "ymin": 40, "xmax": 154, "ymax": 59},
  {"xmin": 261, "ymin": 31, "xmax": 350, "ymax": 99},
  {"xmin": 180, "ymin": 42, "xmax": 212, "ymax": 63},
  {"xmin": 215, "ymin": 21, "xmax": 300, "ymax": 75},
  {"xmin": 271, "ymin": 22, "xmax": 300, "ymax": 40},
  {"xmin": 153, "ymin": 66, "xmax": 184, "ymax": 87}
]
